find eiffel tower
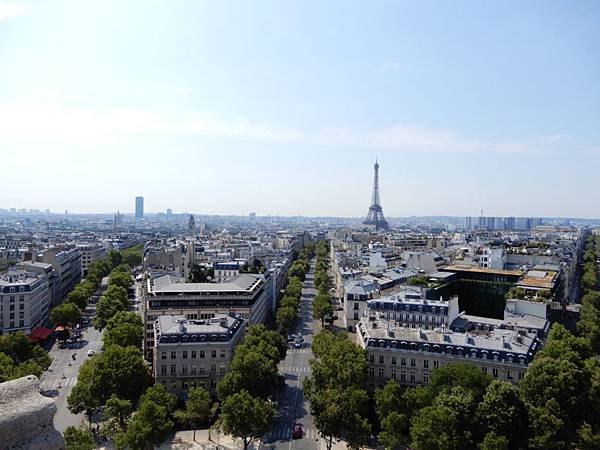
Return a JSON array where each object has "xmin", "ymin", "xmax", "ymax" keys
[{"xmin": 363, "ymin": 159, "xmax": 389, "ymax": 230}]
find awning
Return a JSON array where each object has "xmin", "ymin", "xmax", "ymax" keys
[{"xmin": 29, "ymin": 327, "xmax": 53, "ymax": 342}]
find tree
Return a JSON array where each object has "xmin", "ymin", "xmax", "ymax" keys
[
  {"xmin": 0, "ymin": 352, "xmax": 45, "ymax": 382},
  {"xmin": 66, "ymin": 286, "xmax": 89, "ymax": 309},
  {"xmin": 521, "ymin": 356, "xmax": 590, "ymax": 447},
  {"xmin": 379, "ymin": 412, "xmax": 408, "ymax": 450},
  {"xmin": 122, "ymin": 244, "xmax": 144, "ymax": 267},
  {"xmin": 410, "ymin": 405, "xmax": 462, "ymax": 450},
  {"xmin": 305, "ymin": 386, "xmax": 371, "ymax": 450},
  {"xmin": 51, "ymin": 302, "xmax": 82, "ymax": 327},
  {"xmin": 63, "ymin": 425, "xmax": 95, "ymax": 450},
  {"xmin": 175, "ymin": 386, "xmax": 212, "ymax": 441},
  {"xmin": 104, "ymin": 394, "xmax": 133, "ymax": 430},
  {"xmin": 479, "ymin": 432, "xmax": 509, "ymax": 450},
  {"xmin": 477, "ymin": 381, "xmax": 528, "ymax": 448},
  {"xmin": 139, "ymin": 384, "xmax": 177, "ymax": 416},
  {"xmin": 0, "ymin": 331, "xmax": 51, "ymax": 368},
  {"xmin": 217, "ymin": 346, "xmax": 279, "ymax": 400},
  {"xmin": 107, "ymin": 249, "xmax": 123, "ymax": 269},
  {"xmin": 244, "ymin": 325, "xmax": 287, "ymax": 361},
  {"xmin": 68, "ymin": 365, "xmax": 101, "ymax": 427},
  {"xmin": 313, "ymin": 292, "xmax": 333, "ymax": 325},
  {"xmin": 94, "ymin": 288, "xmax": 129, "ymax": 329},
  {"xmin": 276, "ymin": 306, "xmax": 296, "ymax": 334},
  {"xmin": 105, "ymin": 322, "xmax": 143, "ymax": 350},
  {"xmin": 110, "ymin": 270, "xmax": 133, "ymax": 291},
  {"xmin": 123, "ymin": 400, "xmax": 173, "ymax": 450},
  {"xmin": 375, "ymin": 380, "xmax": 404, "ymax": 420},
  {"xmin": 428, "ymin": 363, "xmax": 491, "ymax": 400},
  {"xmin": 218, "ymin": 390, "xmax": 275, "ymax": 450},
  {"xmin": 69, "ymin": 345, "xmax": 150, "ymax": 412},
  {"xmin": 289, "ymin": 261, "xmax": 307, "ymax": 281}
]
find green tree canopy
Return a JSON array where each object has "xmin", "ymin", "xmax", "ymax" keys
[
  {"xmin": 217, "ymin": 390, "xmax": 275, "ymax": 450},
  {"xmin": 63, "ymin": 425, "xmax": 96, "ymax": 450},
  {"xmin": 51, "ymin": 302, "xmax": 82, "ymax": 327}
]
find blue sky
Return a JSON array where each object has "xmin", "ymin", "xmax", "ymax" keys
[{"xmin": 1, "ymin": 1, "xmax": 599, "ymax": 217}]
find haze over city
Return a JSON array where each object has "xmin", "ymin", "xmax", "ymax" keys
[{"xmin": 1, "ymin": 0, "xmax": 600, "ymax": 217}]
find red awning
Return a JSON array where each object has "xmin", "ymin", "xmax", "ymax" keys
[{"xmin": 29, "ymin": 327, "xmax": 53, "ymax": 342}]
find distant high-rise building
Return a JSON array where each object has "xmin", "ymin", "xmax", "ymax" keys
[
  {"xmin": 135, "ymin": 196, "xmax": 144, "ymax": 220},
  {"xmin": 188, "ymin": 214, "xmax": 195, "ymax": 237},
  {"xmin": 166, "ymin": 208, "xmax": 173, "ymax": 216},
  {"xmin": 464, "ymin": 216, "xmax": 473, "ymax": 231}
]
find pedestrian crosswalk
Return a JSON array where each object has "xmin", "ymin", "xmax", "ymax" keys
[
  {"xmin": 279, "ymin": 366, "xmax": 312, "ymax": 374},
  {"xmin": 40, "ymin": 376, "xmax": 78, "ymax": 390},
  {"xmin": 266, "ymin": 425, "xmax": 319, "ymax": 441},
  {"xmin": 287, "ymin": 348, "xmax": 312, "ymax": 355}
]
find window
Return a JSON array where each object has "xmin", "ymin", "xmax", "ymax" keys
[
  {"xmin": 507, "ymin": 370, "xmax": 513, "ymax": 380},
  {"xmin": 353, "ymin": 303, "xmax": 359, "ymax": 310},
  {"xmin": 220, "ymin": 349, "xmax": 226, "ymax": 358},
  {"xmin": 354, "ymin": 312, "xmax": 359, "ymax": 320},
  {"xmin": 391, "ymin": 369, "xmax": 397, "ymax": 380},
  {"xmin": 368, "ymin": 367, "xmax": 375, "ymax": 377},
  {"xmin": 182, "ymin": 365, "xmax": 188, "ymax": 374},
  {"xmin": 423, "ymin": 359, "xmax": 429, "ymax": 368},
  {"xmin": 170, "ymin": 364, "xmax": 176, "ymax": 374},
  {"xmin": 433, "ymin": 360, "xmax": 438, "ymax": 369},
  {"xmin": 182, "ymin": 351, "xmax": 188, "ymax": 359},
  {"xmin": 161, "ymin": 365, "xmax": 166, "ymax": 375},
  {"xmin": 200, "ymin": 350, "xmax": 205, "ymax": 358},
  {"xmin": 9, "ymin": 305, "xmax": 14, "ymax": 311},
  {"xmin": 481, "ymin": 367, "xmax": 488, "ymax": 374},
  {"xmin": 19, "ymin": 312, "xmax": 24, "ymax": 319},
  {"xmin": 378, "ymin": 368, "xmax": 384, "ymax": 379},
  {"xmin": 369, "ymin": 354, "xmax": 374, "ymax": 363},
  {"xmin": 211, "ymin": 364, "xmax": 216, "ymax": 373},
  {"xmin": 410, "ymin": 358, "xmax": 416, "ymax": 367},
  {"xmin": 379, "ymin": 355, "xmax": 384, "ymax": 364},
  {"xmin": 220, "ymin": 365, "xmax": 226, "ymax": 373},
  {"xmin": 191, "ymin": 350, "xmax": 196, "ymax": 358},
  {"xmin": 211, "ymin": 350, "xmax": 217, "ymax": 358},
  {"xmin": 191, "ymin": 366, "xmax": 196, "ymax": 374},
  {"xmin": 391, "ymin": 356, "xmax": 396, "ymax": 365},
  {"xmin": 171, "ymin": 351, "xmax": 176, "ymax": 359},
  {"xmin": 423, "ymin": 373, "xmax": 429, "ymax": 383},
  {"xmin": 492, "ymin": 368, "xmax": 498, "ymax": 377},
  {"xmin": 410, "ymin": 372, "xmax": 416, "ymax": 383},
  {"xmin": 400, "ymin": 371, "xmax": 406, "ymax": 382},
  {"xmin": 19, "ymin": 304, "xmax": 24, "ymax": 310},
  {"xmin": 401, "ymin": 357, "xmax": 406, "ymax": 366},
  {"xmin": 518, "ymin": 372, "xmax": 524, "ymax": 380}
]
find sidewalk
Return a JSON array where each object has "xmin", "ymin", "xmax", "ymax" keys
[{"xmin": 156, "ymin": 429, "xmax": 259, "ymax": 450}]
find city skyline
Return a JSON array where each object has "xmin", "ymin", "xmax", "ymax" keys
[{"xmin": 1, "ymin": 1, "xmax": 599, "ymax": 217}]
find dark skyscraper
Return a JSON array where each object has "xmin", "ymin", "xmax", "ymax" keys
[{"xmin": 135, "ymin": 196, "xmax": 144, "ymax": 220}]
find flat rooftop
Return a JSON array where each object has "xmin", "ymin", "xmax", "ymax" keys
[
  {"xmin": 442, "ymin": 264, "xmax": 524, "ymax": 277},
  {"xmin": 151, "ymin": 273, "xmax": 262, "ymax": 295}
]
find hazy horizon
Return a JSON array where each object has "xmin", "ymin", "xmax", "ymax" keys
[{"xmin": 1, "ymin": 1, "xmax": 599, "ymax": 218}]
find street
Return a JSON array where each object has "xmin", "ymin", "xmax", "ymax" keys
[
  {"xmin": 39, "ymin": 304, "xmax": 103, "ymax": 432},
  {"xmin": 264, "ymin": 261, "xmax": 320, "ymax": 450}
]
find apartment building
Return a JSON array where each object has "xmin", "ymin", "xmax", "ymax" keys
[
  {"xmin": 358, "ymin": 295, "xmax": 547, "ymax": 390},
  {"xmin": 143, "ymin": 272, "xmax": 274, "ymax": 357},
  {"xmin": 76, "ymin": 243, "xmax": 107, "ymax": 276},
  {"xmin": 153, "ymin": 314, "xmax": 245, "ymax": 396},
  {"xmin": 37, "ymin": 247, "xmax": 81, "ymax": 304},
  {"xmin": 0, "ymin": 269, "xmax": 50, "ymax": 335}
]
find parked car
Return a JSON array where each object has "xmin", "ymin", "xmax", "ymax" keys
[
  {"xmin": 292, "ymin": 423, "xmax": 303, "ymax": 439},
  {"xmin": 87, "ymin": 350, "xmax": 95, "ymax": 357},
  {"xmin": 287, "ymin": 334, "xmax": 296, "ymax": 343},
  {"xmin": 294, "ymin": 341, "xmax": 302, "ymax": 349}
]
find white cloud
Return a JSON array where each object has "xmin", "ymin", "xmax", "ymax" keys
[
  {"xmin": 0, "ymin": 1, "xmax": 30, "ymax": 21},
  {"xmin": 0, "ymin": 100, "xmax": 570, "ymax": 154}
]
